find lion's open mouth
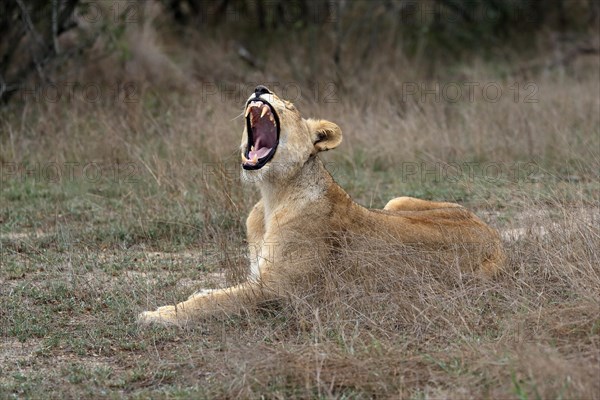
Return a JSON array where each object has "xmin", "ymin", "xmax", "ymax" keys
[{"xmin": 242, "ymin": 98, "xmax": 280, "ymax": 170}]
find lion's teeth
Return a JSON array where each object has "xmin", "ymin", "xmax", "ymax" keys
[
  {"xmin": 245, "ymin": 105, "xmax": 251, "ymax": 118},
  {"xmin": 242, "ymin": 149, "xmax": 258, "ymax": 165},
  {"xmin": 260, "ymin": 105, "xmax": 268, "ymax": 118}
]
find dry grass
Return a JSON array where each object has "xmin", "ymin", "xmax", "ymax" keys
[
  {"xmin": 1, "ymin": 14, "xmax": 599, "ymax": 398},
  {"xmin": 207, "ymin": 208, "xmax": 599, "ymax": 398}
]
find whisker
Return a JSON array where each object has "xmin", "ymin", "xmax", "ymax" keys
[{"xmin": 231, "ymin": 111, "xmax": 244, "ymax": 121}]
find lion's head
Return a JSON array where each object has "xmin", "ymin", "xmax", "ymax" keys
[{"xmin": 240, "ymin": 85, "xmax": 342, "ymax": 183}]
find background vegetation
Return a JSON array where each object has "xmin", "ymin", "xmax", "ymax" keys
[{"xmin": 1, "ymin": 0, "xmax": 599, "ymax": 398}]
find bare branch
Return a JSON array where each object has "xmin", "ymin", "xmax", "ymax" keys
[
  {"xmin": 15, "ymin": 0, "xmax": 46, "ymax": 81},
  {"xmin": 52, "ymin": 0, "xmax": 60, "ymax": 54}
]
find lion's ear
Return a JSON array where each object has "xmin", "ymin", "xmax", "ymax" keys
[{"xmin": 306, "ymin": 119, "xmax": 342, "ymax": 154}]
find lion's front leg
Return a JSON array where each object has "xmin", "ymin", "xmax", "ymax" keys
[
  {"xmin": 247, "ymin": 200, "xmax": 265, "ymax": 282},
  {"xmin": 138, "ymin": 282, "xmax": 267, "ymax": 326},
  {"xmin": 139, "ymin": 202, "xmax": 271, "ymax": 327}
]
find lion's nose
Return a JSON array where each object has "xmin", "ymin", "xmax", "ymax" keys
[{"xmin": 254, "ymin": 85, "xmax": 271, "ymax": 96}]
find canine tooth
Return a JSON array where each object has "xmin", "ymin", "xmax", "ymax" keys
[
  {"xmin": 260, "ymin": 105, "xmax": 268, "ymax": 118},
  {"xmin": 251, "ymin": 145, "xmax": 255, "ymax": 151},
  {"xmin": 245, "ymin": 105, "xmax": 251, "ymax": 118},
  {"xmin": 241, "ymin": 154, "xmax": 249, "ymax": 163}
]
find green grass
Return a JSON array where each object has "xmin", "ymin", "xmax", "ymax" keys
[
  {"xmin": 1, "ymin": 163, "xmax": 598, "ymax": 398},
  {"xmin": 1, "ymin": 53, "xmax": 598, "ymax": 397}
]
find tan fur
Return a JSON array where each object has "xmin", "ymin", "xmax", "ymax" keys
[{"xmin": 138, "ymin": 90, "xmax": 505, "ymax": 326}]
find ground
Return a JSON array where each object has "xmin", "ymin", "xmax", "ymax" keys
[
  {"xmin": 1, "ymin": 160, "xmax": 598, "ymax": 398},
  {"xmin": 1, "ymin": 50, "xmax": 599, "ymax": 398}
]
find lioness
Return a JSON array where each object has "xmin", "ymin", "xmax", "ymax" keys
[{"xmin": 139, "ymin": 85, "xmax": 505, "ymax": 326}]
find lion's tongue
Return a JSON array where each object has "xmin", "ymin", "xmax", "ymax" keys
[
  {"xmin": 249, "ymin": 147, "xmax": 271, "ymax": 159},
  {"xmin": 249, "ymin": 138, "xmax": 271, "ymax": 160}
]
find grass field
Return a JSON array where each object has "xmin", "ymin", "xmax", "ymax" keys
[{"xmin": 1, "ymin": 46, "xmax": 599, "ymax": 398}]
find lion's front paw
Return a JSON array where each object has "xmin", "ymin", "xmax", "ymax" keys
[{"xmin": 137, "ymin": 305, "xmax": 189, "ymax": 327}]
